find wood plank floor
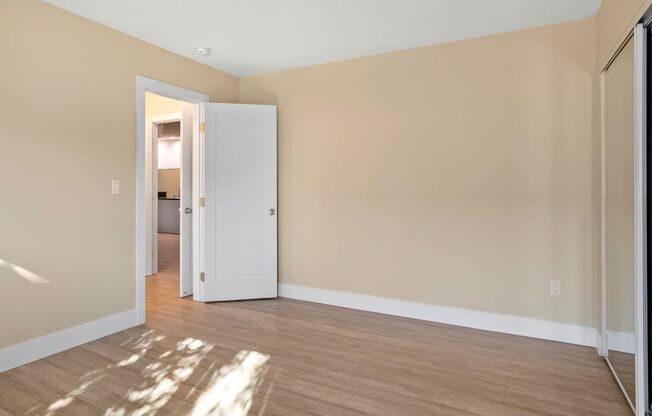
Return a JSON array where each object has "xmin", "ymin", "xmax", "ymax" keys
[{"xmin": 0, "ymin": 233, "xmax": 632, "ymax": 415}]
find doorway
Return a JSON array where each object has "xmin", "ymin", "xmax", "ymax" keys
[
  {"xmin": 136, "ymin": 76, "xmax": 209, "ymax": 324},
  {"xmin": 146, "ymin": 94, "xmax": 192, "ymax": 299},
  {"xmin": 135, "ymin": 77, "xmax": 278, "ymax": 324}
]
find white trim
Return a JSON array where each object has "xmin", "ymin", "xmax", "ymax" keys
[
  {"xmin": 279, "ymin": 284, "xmax": 597, "ymax": 347},
  {"xmin": 608, "ymin": 329, "xmax": 636, "ymax": 354},
  {"xmin": 596, "ymin": 330, "xmax": 604, "ymax": 353},
  {"xmin": 600, "ymin": 68, "xmax": 608, "ymax": 357},
  {"xmin": 136, "ymin": 76, "xmax": 209, "ymax": 324},
  {"xmin": 634, "ymin": 23, "xmax": 648, "ymax": 416},
  {"xmin": 0, "ymin": 309, "xmax": 137, "ymax": 373},
  {"xmin": 192, "ymin": 104, "xmax": 205, "ymax": 302}
]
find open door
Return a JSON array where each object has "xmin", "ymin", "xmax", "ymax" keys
[
  {"xmin": 179, "ymin": 102, "xmax": 193, "ymax": 297},
  {"xmin": 193, "ymin": 103, "xmax": 277, "ymax": 302}
]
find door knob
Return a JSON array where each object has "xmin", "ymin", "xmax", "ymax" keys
[
  {"xmin": 185, "ymin": 207, "xmax": 192, "ymax": 214},
  {"xmin": 268, "ymin": 208, "xmax": 276, "ymax": 216}
]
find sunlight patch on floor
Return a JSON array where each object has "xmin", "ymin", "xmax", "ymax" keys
[
  {"xmin": 191, "ymin": 350, "xmax": 270, "ymax": 416},
  {"xmin": 44, "ymin": 330, "xmax": 163, "ymax": 416},
  {"xmin": 42, "ymin": 330, "xmax": 271, "ymax": 416},
  {"xmin": 124, "ymin": 337, "xmax": 214, "ymax": 415},
  {"xmin": 44, "ymin": 370, "xmax": 105, "ymax": 416}
]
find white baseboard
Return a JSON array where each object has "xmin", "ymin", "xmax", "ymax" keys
[
  {"xmin": 279, "ymin": 284, "xmax": 597, "ymax": 347},
  {"xmin": 0, "ymin": 309, "xmax": 138, "ymax": 373},
  {"xmin": 595, "ymin": 330, "xmax": 605, "ymax": 356},
  {"xmin": 607, "ymin": 330, "xmax": 635, "ymax": 354}
]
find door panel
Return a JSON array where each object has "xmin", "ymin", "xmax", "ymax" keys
[
  {"xmin": 180, "ymin": 102, "xmax": 193, "ymax": 297},
  {"xmin": 197, "ymin": 103, "xmax": 277, "ymax": 301}
]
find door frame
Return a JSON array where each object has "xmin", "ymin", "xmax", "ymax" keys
[
  {"xmin": 136, "ymin": 76, "xmax": 209, "ymax": 324},
  {"xmin": 634, "ymin": 23, "xmax": 648, "ymax": 416}
]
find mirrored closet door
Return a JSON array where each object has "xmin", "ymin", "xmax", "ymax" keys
[
  {"xmin": 604, "ymin": 34, "xmax": 636, "ymax": 411},
  {"xmin": 602, "ymin": 22, "xmax": 648, "ymax": 416}
]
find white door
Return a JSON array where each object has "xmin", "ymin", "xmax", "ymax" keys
[
  {"xmin": 179, "ymin": 103, "xmax": 193, "ymax": 297},
  {"xmin": 194, "ymin": 103, "xmax": 277, "ymax": 302}
]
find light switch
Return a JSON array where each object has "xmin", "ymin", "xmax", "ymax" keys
[{"xmin": 112, "ymin": 179, "xmax": 120, "ymax": 195}]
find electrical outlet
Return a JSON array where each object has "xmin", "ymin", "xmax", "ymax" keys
[{"xmin": 550, "ymin": 280, "xmax": 561, "ymax": 297}]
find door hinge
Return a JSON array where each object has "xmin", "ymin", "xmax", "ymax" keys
[
  {"xmin": 200, "ymin": 272, "xmax": 205, "ymax": 282},
  {"xmin": 199, "ymin": 197, "xmax": 206, "ymax": 207},
  {"xmin": 199, "ymin": 122, "xmax": 205, "ymax": 134}
]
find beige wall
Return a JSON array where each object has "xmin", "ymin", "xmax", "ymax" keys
[
  {"xmin": 158, "ymin": 169, "xmax": 181, "ymax": 198},
  {"xmin": 239, "ymin": 19, "xmax": 598, "ymax": 327},
  {"xmin": 2, "ymin": 0, "xmax": 641, "ymax": 350},
  {"xmin": 146, "ymin": 92, "xmax": 185, "ymax": 118},
  {"xmin": 0, "ymin": 0, "xmax": 237, "ymax": 348}
]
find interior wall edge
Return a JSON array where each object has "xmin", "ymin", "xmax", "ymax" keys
[
  {"xmin": 279, "ymin": 283, "xmax": 598, "ymax": 348},
  {"xmin": 598, "ymin": 0, "xmax": 652, "ymax": 69},
  {"xmin": 0, "ymin": 308, "xmax": 138, "ymax": 373}
]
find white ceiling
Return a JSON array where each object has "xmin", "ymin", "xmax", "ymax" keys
[{"xmin": 42, "ymin": 0, "xmax": 603, "ymax": 77}]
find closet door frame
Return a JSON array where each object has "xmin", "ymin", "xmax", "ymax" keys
[{"xmin": 634, "ymin": 23, "xmax": 648, "ymax": 416}]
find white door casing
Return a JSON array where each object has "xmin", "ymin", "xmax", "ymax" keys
[{"xmin": 136, "ymin": 75, "xmax": 209, "ymax": 324}]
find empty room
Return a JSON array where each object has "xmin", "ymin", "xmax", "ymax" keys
[{"xmin": 2, "ymin": 0, "xmax": 652, "ymax": 415}]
